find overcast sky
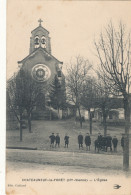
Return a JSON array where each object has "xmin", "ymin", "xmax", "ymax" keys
[{"xmin": 7, "ymin": 0, "xmax": 131, "ymax": 79}]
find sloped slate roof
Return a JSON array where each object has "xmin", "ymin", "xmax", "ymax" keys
[
  {"xmin": 31, "ymin": 25, "xmax": 49, "ymax": 34},
  {"xmin": 18, "ymin": 47, "xmax": 63, "ymax": 64}
]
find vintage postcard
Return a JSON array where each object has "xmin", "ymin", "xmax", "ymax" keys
[{"xmin": 6, "ymin": 0, "xmax": 131, "ymax": 195}]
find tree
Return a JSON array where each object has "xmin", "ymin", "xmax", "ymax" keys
[
  {"xmin": 81, "ymin": 76, "xmax": 114, "ymax": 135},
  {"xmin": 94, "ymin": 77, "xmax": 113, "ymax": 136},
  {"xmin": 95, "ymin": 22, "xmax": 131, "ymax": 170},
  {"xmin": 66, "ymin": 56, "xmax": 91, "ymax": 128},
  {"xmin": 49, "ymin": 75, "xmax": 66, "ymax": 119},
  {"xmin": 7, "ymin": 70, "xmax": 26, "ymax": 141},
  {"xmin": 21, "ymin": 69, "xmax": 42, "ymax": 133},
  {"xmin": 7, "ymin": 68, "xmax": 42, "ymax": 136},
  {"xmin": 81, "ymin": 77, "xmax": 97, "ymax": 134}
]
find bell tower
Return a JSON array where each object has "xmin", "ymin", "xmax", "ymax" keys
[
  {"xmin": 17, "ymin": 19, "xmax": 65, "ymax": 119},
  {"xmin": 29, "ymin": 19, "xmax": 51, "ymax": 54}
]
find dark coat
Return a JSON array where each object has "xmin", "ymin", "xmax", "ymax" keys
[
  {"xmin": 112, "ymin": 138, "xmax": 118, "ymax": 147},
  {"xmin": 106, "ymin": 136, "xmax": 112, "ymax": 147},
  {"xmin": 49, "ymin": 135, "xmax": 55, "ymax": 143},
  {"xmin": 64, "ymin": 136, "xmax": 69, "ymax": 144},
  {"xmin": 55, "ymin": 135, "xmax": 60, "ymax": 143},
  {"xmin": 98, "ymin": 135, "xmax": 103, "ymax": 142},
  {"xmin": 85, "ymin": 136, "xmax": 91, "ymax": 146},
  {"xmin": 101, "ymin": 137, "xmax": 107, "ymax": 147},
  {"xmin": 78, "ymin": 135, "xmax": 83, "ymax": 144}
]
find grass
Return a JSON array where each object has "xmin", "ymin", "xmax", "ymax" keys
[{"xmin": 6, "ymin": 118, "xmax": 131, "ymax": 156}]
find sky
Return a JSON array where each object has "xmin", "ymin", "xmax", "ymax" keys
[{"xmin": 7, "ymin": 0, "xmax": 131, "ymax": 79}]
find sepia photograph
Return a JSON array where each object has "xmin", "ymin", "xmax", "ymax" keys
[{"xmin": 6, "ymin": 0, "xmax": 131, "ymax": 194}]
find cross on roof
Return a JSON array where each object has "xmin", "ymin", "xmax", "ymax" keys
[{"xmin": 38, "ymin": 19, "xmax": 43, "ymax": 26}]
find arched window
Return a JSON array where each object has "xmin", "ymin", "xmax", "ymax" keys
[
  {"xmin": 41, "ymin": 35, "xmax": 46, "ymax": 48},
  {"xmin": 34, "ymin": 35, "xmax": 40, "ymax": 48}
]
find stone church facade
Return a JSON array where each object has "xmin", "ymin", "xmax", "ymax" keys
[
  {"xmin": 18, "ymin": 19, "xmax": 63, "ymax": 84},
  {"xmin": 17, "ymin": 19, "xmax": 65, "ymax": 119}
]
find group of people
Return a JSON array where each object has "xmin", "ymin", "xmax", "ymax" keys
[
  {"xmin": 78, "ymin": 132, "xmax": 91, "ymax": 150},
  {"xmin": 49, "ymin": 132, "xmax": 91, "ymax": 150},
  {"xmin": 78, "ymin": 132, "xmax": 125, "ymax": 152},
  {"xmin": 95, "ymin": 133, "xmax": 115, "ymax": 152},
  {"xmin": 49, "ymin": 133, "xmax": 69, "ymax": 148},
  {"xmin": 71, "ymin": 132, "xmax": 121, "ymax": 152},
  {"xmin": 95, "ymin": 133, "xmax": 125, "ymax": 152},
  {"xmin": 49, "ymin": 132, "xmax": 125, "ymax": 152}
]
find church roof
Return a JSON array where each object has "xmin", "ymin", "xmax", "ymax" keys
[
  {"xmin": 18, "ymin": 47, "xmax": 63, "ymax": 64},
  {"xmin": 31, "ymin": 19, "xmax": 49, "ymax": 34},
  {"xmin": 31, "ymin": 25, "xmax": 49, "ymax": 34}
]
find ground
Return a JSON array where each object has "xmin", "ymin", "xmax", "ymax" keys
[
  {"xmin": 6, "ymin": 119, "xmax": 130, "ymax": 154},
  {"xmin": 6, "ymin": 119, "xmax": 131, "ymax": 195},
  {"xmin": 6, "ymin": 119, "xmax": 131, "ymax": 173},
  {"xmin": 6, "ymin": 157, "xmax": 131, "ymax": 195},
  {"xmin": 6, "ymin": 149, "xmax": 129, "ymax": 174}
]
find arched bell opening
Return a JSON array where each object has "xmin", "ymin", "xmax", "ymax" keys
[
  {"xmin": 34, "ymin": 35, "xmax": 40, "ymax": 48},
  {"xmin": 41, "ymin": 35, "xmax": 46, "ymax": 48}
]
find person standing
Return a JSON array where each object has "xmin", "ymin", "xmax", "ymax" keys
[
  {"xmin": 64, "ymin": 133, "xmax": 69, "ymax": 148},
  {"xmin": 101, "ymin": 136, "xmax": 107, "ymax": 151},
  {"xmin": 97, "ymin": 133, "xmax": 103, "ymax": 150},
  {"xmin": 106, "ymin": 134, "xmax": 112, "ymax": 152},
  {"xmin": 55, "ymin": 133, "xmax": 60, "ymax": 147},
  {"xmin": 112, "ymin": 136, "xmax": 118, "ymax": 152},
  {"xmin": 49, "ymin": 133, "xmax": 56, "ymax": 148},
  {"xmin": 85, "ymin": 133, "xmax": 91, "ymax": 151},
  {"xmin": 78, "ymin": 132, "xmax": 83, "ymax": 149},
  {"xmin": 121, "ymin": 134, "xmax": 124, "ymax": 151}
]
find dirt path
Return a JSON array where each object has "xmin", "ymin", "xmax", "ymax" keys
[{"xmin": 7, "ymin": 149, "xmax": 131, "ymax": 172}]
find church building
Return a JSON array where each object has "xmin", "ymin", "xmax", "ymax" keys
[
  {"xmin": 18, "ymin": 19, "xmax": 63, "ymax": 85},
  {"xmin": 17, "ymin": 19, "xmax": 65, "ymax": 119}
]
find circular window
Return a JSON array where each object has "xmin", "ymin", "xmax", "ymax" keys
[{"xmin": 32, "ymin": 64, "xmax": 51, "ymax": 82}]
